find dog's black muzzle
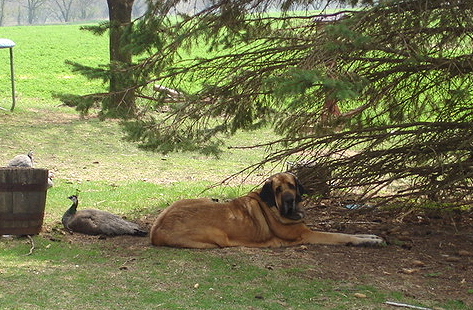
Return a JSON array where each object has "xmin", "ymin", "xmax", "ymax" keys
[{"xmin": 280, "ymin": 192, "xmax": 305, "ymax": 220}]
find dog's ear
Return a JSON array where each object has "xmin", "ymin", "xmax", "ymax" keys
[
  {"xmin": 259, "ymin": 180, "xmax": 276, "ymax": 207},
  {"xmin": 288, "ymin": 172, "xmax": 306, "ymax": 199},
  {"xmin": 296, "ymin": 177, "xmax": 306, "ymax": 197}
]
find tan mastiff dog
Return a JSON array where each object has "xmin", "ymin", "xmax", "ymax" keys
[{"xmin": 150, "ymin": 173, "xmax": 384, "ymax": 248}]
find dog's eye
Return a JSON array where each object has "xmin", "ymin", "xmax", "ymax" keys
[
  {"xmin": 288, "ymin": 183, "xmax": 296, "ymax": 190},
  {"xmin": 275, "ymin": 186, "xmax": 282, "ymax": 193}
]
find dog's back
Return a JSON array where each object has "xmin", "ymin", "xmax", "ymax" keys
[{"xmin": 150, "ymin": 197, "xmax": 270, "ymax": 248}]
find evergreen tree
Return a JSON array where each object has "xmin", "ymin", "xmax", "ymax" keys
[{"xmin": 70, "ymin": 0, "xmax": 473, "ymax": 205}]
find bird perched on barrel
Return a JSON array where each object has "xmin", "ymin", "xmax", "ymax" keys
[
  {"xmin": 7, "ymin": 151, "xmax": 54, "ymax": 188},
  {"xmin": 7, "ymin": 151, "xmax": 34, "ymax": 167},
  {"xmin": 62, "ymin": 195, "xmax": 147, "ymax": 236}
]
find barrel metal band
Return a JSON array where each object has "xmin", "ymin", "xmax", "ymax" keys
[
  {"xmin": 0, "ymin": 213, "xmax": 45, "ymax": 221},
  {"xmin": 0, "ymin": 183, "xmax": 48, "ymax": 192}
]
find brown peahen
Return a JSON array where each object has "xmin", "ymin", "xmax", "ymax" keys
[{"xmin": 62, "ymin": 195, "xmax": 147, "ymax": 236}]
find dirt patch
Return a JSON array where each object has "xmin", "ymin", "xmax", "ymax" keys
[
  {"xmin": 55, "ymin": 202, "xmax": 473, "ymax": 306},
  {"xmin": 300, "ymin": 203, "xmax": 473, "ymax": 305}
]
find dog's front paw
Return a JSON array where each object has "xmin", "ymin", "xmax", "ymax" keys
[{"xmin": 350, "ymin": 234, "xmax": 385, "ymax": 247}]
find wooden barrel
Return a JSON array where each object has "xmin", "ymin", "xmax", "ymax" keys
[{"xmin": 0, "ymin": 168, "xmax": 49, "ymax": 235}]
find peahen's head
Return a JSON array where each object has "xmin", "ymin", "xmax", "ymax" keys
[{"xmin": 67, "ymin": 195, "xmax": 79, "ymax": 213}]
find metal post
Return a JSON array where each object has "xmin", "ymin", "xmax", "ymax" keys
[{"xmin": 9, "ymin": 47, "xmax": 15, "ymax": 111}]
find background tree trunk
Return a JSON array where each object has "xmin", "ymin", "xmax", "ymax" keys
[
  {"xmin": 26, "ymin": 0, "xmax": 45, "ymax": 24},
  {"xmin": 0, "ymin": 0, "xmax": 5, "ymax": 26}
]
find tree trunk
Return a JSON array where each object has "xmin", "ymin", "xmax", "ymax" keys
[
  {"xmin": 0, "ymin": 0, "xmax": 5, "ymax": 26},
  {"xmin": 106, "ymin": 0, "xmax": 135, "ymax": 118}
]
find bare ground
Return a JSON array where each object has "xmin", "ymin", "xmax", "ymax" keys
[
  {"xmin": 300, "ymin": 202, "xmax": 473, "ymax": 305},
  {"xmin": 56, "ymin": 201, "xmax": 473, "ymax": 307}
]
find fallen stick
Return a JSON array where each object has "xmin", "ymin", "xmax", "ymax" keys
[
  {"xmin": 153, "ymin": 84, "xmax": 185, "ymax": 99},
  {"xmin": 25, "ymin": 235, "xmax": 35, "ymax": 256},
  {"xmin": 119, "ymin": 257, "xmax": 137, "ymax": 270},
  {"xmin": 385, "ymin": 301, "xmax": 432, "ymax": 310}
]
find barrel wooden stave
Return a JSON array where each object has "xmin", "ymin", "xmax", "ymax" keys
[{"xmin": 0, "ymin": 168, "xmax": 48, "ymax": 235}]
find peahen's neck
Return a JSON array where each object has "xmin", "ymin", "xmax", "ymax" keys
[
  {"xmin": 65, "ymin": 204, "xmax": 77, "ymax": 216},
  {"xmin": 64, "ymin": 197, "xmax": 78, "ymax": 218}
]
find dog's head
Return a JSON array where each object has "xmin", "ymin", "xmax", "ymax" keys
[{"xmin": 259, "ymin": 173, "xmax": 306, "ymax": 220}]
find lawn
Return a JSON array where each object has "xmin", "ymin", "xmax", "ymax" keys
[{"xmin": 0, "ymin": 23, "xmax": 470, "ymax": 310}]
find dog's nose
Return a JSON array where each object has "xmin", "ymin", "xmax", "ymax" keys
[{"xmin": 282, "ymin": 192, "xmax": 296, "ymax": 207}]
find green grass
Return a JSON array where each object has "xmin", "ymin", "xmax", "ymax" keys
[
  {"xmin": 0, "ymin": 23, "xmax": 469, "ymax": 310},
  {"xmin": 0, "ymin": 236, "xmax": 434, "ymax": 310},
  {"xmin": 0, "ymin": 24, "xmax": 108, "ymax": 106},
  {"xmin": 0, "ymin": 107, "xmax": 277, "ymax": 224}
]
